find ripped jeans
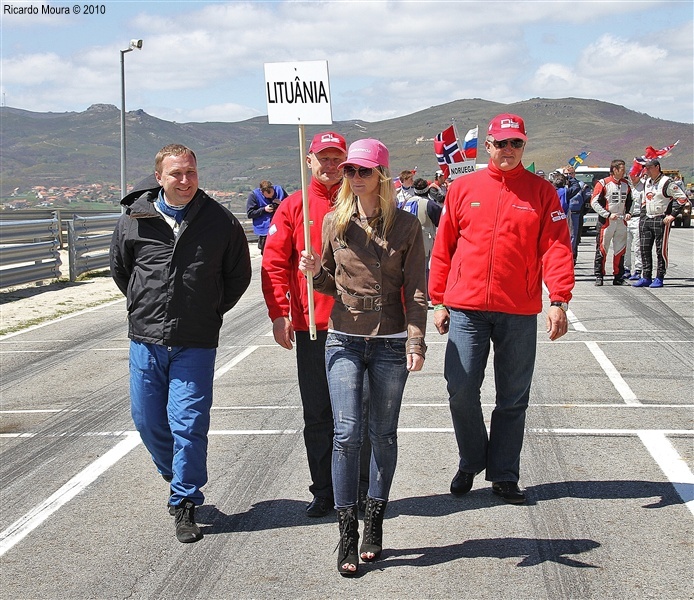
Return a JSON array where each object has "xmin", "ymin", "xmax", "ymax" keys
[{"xmin": 325, "ymin": 332, "xmax": 409, "ymax": 509}]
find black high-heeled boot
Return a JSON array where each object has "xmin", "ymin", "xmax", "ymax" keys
[
  {"xmin": 336, "ymin": 506, "xmax": 359, "ymax": 576},
  {"xmin": 360, "ymin": 496, "xmax": 387, "ymax": 562}
]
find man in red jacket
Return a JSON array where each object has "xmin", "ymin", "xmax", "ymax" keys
[
  {"xmin": 261, "ymin": 131, "xmax": 369, "ymax": 518},
  {"xmin": 428, "ymin": 114, "xmax": 574, "ymax": 504}
]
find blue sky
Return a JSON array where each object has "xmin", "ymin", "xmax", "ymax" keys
[{"xmin": 2, "ymin": 0, "xmax": 693, "ymax": 124}]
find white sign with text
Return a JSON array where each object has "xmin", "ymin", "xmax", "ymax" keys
[
  {"xmin": 449, "ymin": 160, "xmax": 477, "ymax": 179},
  {"xmin": 264, "ymin": 60, "xmax": 333, "ymax": 125}
]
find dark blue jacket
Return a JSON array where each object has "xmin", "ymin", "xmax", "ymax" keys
[{"xmin": 246, "ymin": 185, "xmax": 287, "ymax": 236}]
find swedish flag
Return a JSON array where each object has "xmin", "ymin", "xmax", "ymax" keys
[{"xmin": 568, "ymin": 151, "xmax": 590, "ymax": 167}]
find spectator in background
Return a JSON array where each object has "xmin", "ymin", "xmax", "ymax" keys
[
  {"xmin": 564, "ymin": 165, "xmax": 589, "ymax": 264},
  {"xmin": 591, "ymin": 159, "xmax": 633, "ymax": 286},
  {"xmin": 247, "ymin": 180, "xmax": 288, "ymax": 254},
  {"xmin": 549, "ymin": 171, "xmax": 570, "ymax": 216},
  {"xmin": 536, "ymin": 170, "xmax": 546, "ymax": 179},
  {"xmin": 399, "ymin": 177, "xmax": 442, "ymax": 293},
  {"xmin": 110, "ymin": 144, "xmax": 252, "ymax": 544},
  {"xmin": 395, "ymin": 170, "xmax": 416, "ymax": 205},
  {"xmin": 429, "ymin": 169, "xmax": 448, "ymax": 203}
]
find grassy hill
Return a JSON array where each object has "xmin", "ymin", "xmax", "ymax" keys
[{"xmin": 2, "ymin": 98, "xmax": 692, "ymax": 201}]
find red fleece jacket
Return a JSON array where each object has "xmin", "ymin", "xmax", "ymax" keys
[
  {"xmin": 428, "ymin": 161, "xmax": 574, "ymax": 315},
  {"xmin": 261, "ymin": 177, "xmax": 341, "ymax": 331}
]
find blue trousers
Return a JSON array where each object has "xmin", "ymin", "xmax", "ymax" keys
[
  {"xmin": 569, "ymin": 211, "xmax": 582, "ymax": 259},
  {"xmin": 444, "ymin": 310, "xmax": 537, "ymax": 483},
  {"xmin": 296, "ymin": 331, "xmax": 372, "ymax": 501},
  {"xmin": 129, "ymin": 341, "xmax": 216, "ymax": 506},
  {"xmin": 325, "ymin": 333, "xmax": 409, "ymax": 509}
]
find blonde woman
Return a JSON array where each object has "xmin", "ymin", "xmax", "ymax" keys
[{"xmin": 300, "ymin": 138, "xmax": 427, "ymax": 576}]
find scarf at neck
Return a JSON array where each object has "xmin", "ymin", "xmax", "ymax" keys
[{"xmin": 156, "ymin": 191, "xmax": 191, "ymax": 224}]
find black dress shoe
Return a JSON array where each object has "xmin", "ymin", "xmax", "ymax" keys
[
  {"xmin": 306, "ymin": 496, "xmax": 333, "ymax": 517},
  {"xmin": 450, "ymin": 470, "xmax": 476, "ymax": 496},
  {"xmin": 492, "ymin": 481, "xmax": 526, "ymax": 504}
]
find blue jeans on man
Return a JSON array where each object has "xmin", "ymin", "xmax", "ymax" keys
[
  {"xmin": 129, "ymin": 341, "xmax": 216, "ymax": 506},
  {"xmin": 325, "ymin": 333, "xmax": 409, "ymax": 508},
  {"xmin": 444, "ymin": 309, "xmax": 537, "ymax": 483}
]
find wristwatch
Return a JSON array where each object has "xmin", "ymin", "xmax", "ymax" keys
[{"xmin": 550, "ymin": 301, "xmax": 569, "ymax": 312}]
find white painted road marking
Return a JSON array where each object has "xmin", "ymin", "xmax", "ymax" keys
[{"xmin": 0, "ymin": 431, "xmax": 141, "ymax": 557}]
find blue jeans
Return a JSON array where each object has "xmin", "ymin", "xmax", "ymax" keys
[
  {"xmin": 296, "ymin": 331, "xmax": 372, "ymax": 501},
  {"xmin": 129, "ymin": 341, "xmax": 216, "ymax": 506},
  {"xmin": 325, "ymin": 333, "xmax": 409, "ymax": 509},
  {"xmin": 444, "ymin": 310, "xmax": 537, "ymax": 483}
]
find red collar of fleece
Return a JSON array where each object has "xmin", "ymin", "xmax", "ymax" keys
[
  {"xmin": 310, "ymin": 176, "xmax": 342, "ymax": 204},
  {"xmin": 486, "ymin": 160, "xmax": 527, "ymax": 181}
]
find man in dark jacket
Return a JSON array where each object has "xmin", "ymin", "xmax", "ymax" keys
[
  {"xmin": 110, "ymin": 144, "xmax": 251, "ymax": 544},
  {"xmin": 564, "ymin": 165, "xmax": 588, "ymax": 264}
]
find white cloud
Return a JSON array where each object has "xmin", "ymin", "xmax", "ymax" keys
[
  {"xmin": 0, "ymin": 1, "xmax": 691, "ymax": 123},
  {"xmin": 158, "ymin": 103, "xmax": 262, "ymax": 123},
  {"xmin": 525, "ymin": 27, "xmax": 694, "ymax": 122}
]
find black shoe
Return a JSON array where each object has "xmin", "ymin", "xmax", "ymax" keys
[
  {"xmin": 174, "ymin": 499, "xmax": 203, "ymax": 543},
  {"xmin": 306, "ymin": 495, "xmax": 333, "ymax": 518},
  {"xmin": 612, "ymin": 277, "xmax": 626, "ymax": 285},
  {"xmin": 450, "ymin": 470, "xmax": 476, "ymax": 496},
  {"xmin": 360, "ymin": 497, "xmax": 387, "ymax": 562},
  {"xmin": 357, "ymin": 487, "xmax": 368, "ymax": 514},
  {"xmin": 336, "ymin": 506, "xmax": 359, "ymax": 577},
  {"xmin": 492, "ymin": 481, "xmax": 526, "ymax": 504},
  {"xmin": 594, "ymin": 276, "xmax": 603, "ymax": 286}
]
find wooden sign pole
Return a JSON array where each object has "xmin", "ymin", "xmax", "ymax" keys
[{"xmin": 298, "ymin": 124, "xmax": 317, "ymax": 340}]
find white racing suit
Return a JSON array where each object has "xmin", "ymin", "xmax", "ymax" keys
[
  {"xmin": 626, "ymin": 181, "xmax": 644, "ymax": 274},
  {"xmin": 639, "ymin": 175, "xmax": 687, "ymax": 280},
  {"xmin": 591, "ymin": 176, "xmax": 633, "ymax": 279}
]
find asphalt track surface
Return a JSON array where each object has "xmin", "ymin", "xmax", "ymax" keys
[{"xmin": 1, "ymin": 229, "xmax": 692, "ymax": 600}]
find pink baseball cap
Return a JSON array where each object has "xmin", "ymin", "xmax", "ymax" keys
[
  {"xmin": 487, "ymin": 113, "xmax": 527, "ymax": 141},
  {"xmin": 338, "ymin": 138, "xmax": 389, "ymax": 169},
  {"xmin": 308, "ymin": 131, "xmax": 347, "ymax": 154}
]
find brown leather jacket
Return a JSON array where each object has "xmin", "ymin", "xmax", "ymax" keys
[{"xmin": 313, "ymin": 209, "xmax": 428, "ymax": 356}]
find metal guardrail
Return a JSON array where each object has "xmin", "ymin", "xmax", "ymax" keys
[
  {"xmin": 0, "ymin": 218, "xmax": 62, "ymax": 289},
  {"xmin": 67, "ymin": 214, "xmax": 120, "ymax": 282},
  {"xmin": 0, "ymin": 209, "xmax": 257, "ymax": 289}
]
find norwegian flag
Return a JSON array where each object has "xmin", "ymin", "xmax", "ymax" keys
[
  {"xmin": 434, "ymin": 126, "xmax": 465, "ymax": 178},
  {"xmin": 462, "ymin": 127, "xmax": 478, "ymax": 159},
  {"xmin": 630, "ymin": 140, "xmax": 680, "ymax": 178}
]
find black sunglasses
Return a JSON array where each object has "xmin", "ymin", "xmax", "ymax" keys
[
  {"xmin": 343, "ymin": 165, "xmax": 375, "ymax": 179},
  {"xmin": 490, "ymin": 139, "xmax": 525, "ymax": 149}
]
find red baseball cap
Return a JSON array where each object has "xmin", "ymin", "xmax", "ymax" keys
[
  {"xmin": 487, "ymin": 113, "xmax": 527, "ymax": 141},
  {"xmin": 308, "ymin": 131, "xmax": 347, "ymax": 154},
  {"xmin": 338, "ymin": 138, "xmax": 390, "ymax": 169}
]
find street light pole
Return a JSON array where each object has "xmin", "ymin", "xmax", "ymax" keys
[{"xmin": 120, "ymin": 39, "xmax": 143, "ymax": 202}]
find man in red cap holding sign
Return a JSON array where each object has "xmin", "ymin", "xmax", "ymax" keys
[
  {"xmin": 428, "ymin": 114, "xmax": 574, "ymax": 504},
  {"xmin": 261, "ymin": 131, "xmax": 370, "ymax": 518}
]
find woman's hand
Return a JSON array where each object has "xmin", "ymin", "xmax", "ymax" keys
[
  {"xmin": 299, "ymin": 249, "xmax": 317, "ymax": 276},
  {"xmin": 407, "ymin": 353, "xmax": 424, "ymax": 372}
]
